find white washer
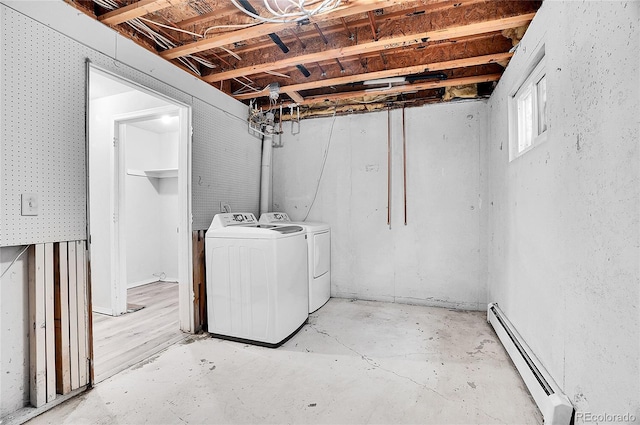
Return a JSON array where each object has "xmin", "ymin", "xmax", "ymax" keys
[
  {"xmin": 260, "ymin": 212, "xmax": 331, "ymax": 313},
  {"xmin": 205, "ymin": 212, "xmax": 308, "ymax": 347}
]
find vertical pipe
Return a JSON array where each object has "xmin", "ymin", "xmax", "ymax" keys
[
  {"xmin": 402, "ymin": 106, "xmax": 407, "ymax": 225},
  {"xmin": 260, "ymin": 124, "xmax": 274, "ymax": 215},
  {"xmin": 387, "ymin": 107, "xmax": 391, "ymax": 228}
]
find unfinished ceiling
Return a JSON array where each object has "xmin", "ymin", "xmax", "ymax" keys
[{"xmin": 69, "ymin": 0, "xmax": 542, "ymax": 117}]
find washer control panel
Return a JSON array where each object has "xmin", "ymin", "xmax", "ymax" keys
[
  {"xmin": 259, "ymin": 212, "xmax": 291, "ymax": 223},
  {"xmin": 212, "ymin": 212, "xmax": 258, "ymax": 227}
]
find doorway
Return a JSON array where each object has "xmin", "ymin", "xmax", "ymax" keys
[{"xmin": 87, "ymin": 66, "xmax": 193, "ymax": 382}]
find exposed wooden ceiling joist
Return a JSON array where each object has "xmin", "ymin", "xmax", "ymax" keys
[
  {"xmin": 299, "ymin": 73, "xmax": 502, "ymax": 105},
  {"xmin": 74, "ymin": 0, "xmax": 542, "ymax": 114},
  {"xmin": 234, "ymin": 52, "xmax": 512, "ymax": 100},
  {"xmin": 204, "ymin": 13, "xmax": 534, "ymax": 83},
  {"xmin": 160, "ymin": 0, "xmax": 407, "ymax": 59},
  {"xmin": 99, "ymin": 0, "xmax": 182, "ymax": 25}
]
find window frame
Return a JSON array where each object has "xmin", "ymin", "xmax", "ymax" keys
[{"xmin": 509, "ymin": 54, "xmax": 548, "ymax": 161}]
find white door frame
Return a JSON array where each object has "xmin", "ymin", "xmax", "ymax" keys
[{"xmin": 87, "ymin": 65, "xmax": 194, "ymax": 333}]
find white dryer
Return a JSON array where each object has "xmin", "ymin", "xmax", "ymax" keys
[
  {"xmin": 260, "ymin": 212, "xmax": 331, "ymax": 313},
  {"xmin": 205, "ymin": 212, "xmax": 308, "ymax": 347}
]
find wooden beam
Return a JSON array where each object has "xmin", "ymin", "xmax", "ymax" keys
[
  {"xmin": 234, "ymin": 52, "xmax": 512, "ymax": 100},
  {"xmin": 99, "ymin": 0, "xmax": 182, "ymax": 26},
  {"xmin": 288, "ymin": 91, "xmax": 305, "ymax": 103},
  {"xmin": 204, "ymin": 13, "xmax": 534, "ymax": 83},
  {"xmin": 299, "ymin": 73, "xmax": 502, "ymax": 105},
  {"xmin": 161, "ymin": 0, "xmax": 407, "ymax": 59},
  {"xmin": 176, "ymin": 4, "xmax": 239, "ymax": 29},
  {"xmin": 213, "ymin": 0, "xmax": 489, "ymax": 60}
]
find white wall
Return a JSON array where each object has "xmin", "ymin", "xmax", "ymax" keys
[
  {"xmin": 273, "ymin": 102, "xmax": 487, "ymax": 309},
  {"xmin": 90, "ymin": 91, "xmax": 170, "ymax": 314},
  {"xmin": 1, "ymin": 1, "xmax": 261, "ymax": 415},
  {"xmin": 125, "ymin": 125, "xmax": 179, "ymax": 286},
  {"xmin": 486, "ymin": 0, "xmax": 639, "ymax": 420},
  {"xmin": 0, "ymin": 246, "xmax": 30, "ymax": 417}
]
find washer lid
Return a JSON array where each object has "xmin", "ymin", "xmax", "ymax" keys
[{"xmin": 273, "ymin": 225, "xmax": 304, "ymax": 234}]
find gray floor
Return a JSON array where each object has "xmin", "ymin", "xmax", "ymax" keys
[{"xmin": 29, "ymin": 299, "xmax": 542, "ymax": 424}]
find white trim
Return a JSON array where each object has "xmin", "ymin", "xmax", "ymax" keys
[
  {"xmin": 87, "ymin": 65, "xmax": 194, "ymax": 332},
  {"xmin": 508, "ymin": 44, "xmax": 548, "ymax": 162}
]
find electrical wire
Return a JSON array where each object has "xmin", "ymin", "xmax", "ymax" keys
[
  {"xmin": 303, "ymin": 108, "xmax": 337, "ymax": 221},
  {"xmin": 231, "ymin": 0, "xmax": 342, "ymax": 24},
  {"xmin": 0, "ymin": 245, "xmax": 30, "ymax": 280}
]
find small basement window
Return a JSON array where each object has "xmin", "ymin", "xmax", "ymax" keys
[{"xmin": 509, "ymin": 54, "xmax": 548, "ymax": 160}]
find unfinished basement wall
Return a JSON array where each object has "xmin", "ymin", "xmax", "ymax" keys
[
  {"xmin": 486, "ymin": 0, "xmax": 639, "ymax": 420},
  {"xmin": 0, "ymin": 0, "xmax": 260, "ymax": 418},
  {"xmin": 272, "ymin": 102, "xmax": 487, "ymax": 309}
]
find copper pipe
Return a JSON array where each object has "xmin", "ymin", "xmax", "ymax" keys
[
  {"xmin": 291, "ymin": 30, "xmax": 306, "ymax": 49},
  {"xmin": 402, "ymin": 106, "xmax": 407, "ymax": 225},
  {"xmin": 340, "ymin": 17, "xmax": 353, "ymax": 39},
  {"xmin": 367, "ymin": 11, "xmax": 378, "ymax": 41},
  {"xmin": 387, "ymin": 107, "xmax": 392, "ymax": 228},
  {"xmin": 313, "ymin": 23, "xmax": 329, "ymax": 44}
]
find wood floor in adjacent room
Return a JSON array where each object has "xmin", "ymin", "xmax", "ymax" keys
[
  {"xmin": 31, "ymin": 298, "xmax": 541, "ymax": 424},
  {"xmin": 92, "ymin": 281, "xmax": 185, "ymax": 383}
]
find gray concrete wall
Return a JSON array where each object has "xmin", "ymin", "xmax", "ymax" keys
[
  {"xmin": 272, "ymin": 102, "xmax": 487, "ymax": 309},
  {"xmin": 486, "ymin": 0, "xmax": 639, "ymax": 419}
]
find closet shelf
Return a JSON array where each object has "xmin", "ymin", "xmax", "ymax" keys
[{"xmin": 127, "ymin": 168, "xmax": 178, "ymax": 178}]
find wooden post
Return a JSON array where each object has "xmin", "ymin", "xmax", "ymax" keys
[
  {"xmin": 44, "ymin": 243, "xmax": 56, "ymax": 402},
  {"xmin": 29, "ymin": 244, "xmax": 46, "ymax": 407},
  {"xmin": 68, "ymin": 242, "xmax": 80, "ymax": 390},
  {"xmin": 54, "ymin": 242, "xmax": 72, "ymax": 394},
  {"xmin": 76, "ymin": 241, "xmax": 88, "ymax": 386},
  {"xmin": 192, "ymin": 230, "xmax": 207, "ymax": 332}
]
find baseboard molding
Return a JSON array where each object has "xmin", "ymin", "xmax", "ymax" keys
[
  {"xmin": 128, "ymin": 277, "xmax": 179, "ymax": 289},
  {"xmin": 92, "ymin": 305, "xmax": 113, "ymax": 316}
]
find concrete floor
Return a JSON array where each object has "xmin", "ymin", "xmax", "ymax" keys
[{"xmin": 28, "ymin": 299, "xmax": 542, "ymax": 424}]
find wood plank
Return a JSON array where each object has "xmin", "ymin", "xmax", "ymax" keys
[
  {"xmin": 214, "ymin": 0, "xmax": 491, "ymax": 60},
  {"xmin": 192, "ymin": 231, "xmax": 201, "ymax": 331},
  {"xmin": 192, "ymin": 231, "xmax": 206, "ymax": 332},
  {"xmin": 300, "ymin": 73, "xmax": 502, "ymax": 105},
  {"xmin": 176, "ymin": 4, "xmax": 239, "ymax": 29},
  {"xmin": 161, "ymin": 0, "xmax": 408, "ymax": 59},
  {"xmin": 234, "ymin": 52, "xmax": 513, "ymax": 100},
  {"xmin": 44, "ymin": 243, "xmax": 56, "ymax": 403},
  {"xmin": 55, "ymin": 242, "xmax": 72, "ymax": 395},
  {"xmin": 29, "ymin": 244, "xmax": 46, "ymax": 407},
  {"xmin": 86, "ymin": 258, "xmax": 95, "ymax": 387},
  {"xmin": 76, "ymin": 241, "xmax": 88, "ymax": 387},
  {"xmin": 67, "ymin": 242, "xmax": 80, "ymax": 390},
  {"xmin": 203, "ymin": 13, "xmax": 534, "ymax": 83},
  {"xmin": 288, "ymin": 91, "xmax": 305, "ymax": 103},
  {"xmin": 99, "ymin": 0, "xmax": 183, "ymax": 26}
]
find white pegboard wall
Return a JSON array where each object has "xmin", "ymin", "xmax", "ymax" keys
[
  {"xmin": 1, "ymin": 7, "xmax": 87, "ymax": 245},
  {"xmin": 1, "ymin": 4, "xmax": 261, "ymax": 244},
  {"xmin": 192, "ymin": 97, "xmax": 262, "ymax": 231}
]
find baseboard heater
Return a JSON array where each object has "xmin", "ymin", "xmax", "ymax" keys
[{"xmin": 487, "ymin": 303, "xmax": 574, "ymax": 425}]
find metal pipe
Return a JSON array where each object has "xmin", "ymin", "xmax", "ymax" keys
[
  {"xmin": 387, "ymin": 107, "xmax": 391, "ymax": 228},
  {"xmin": 402, "ymin": 106, "xmax": 407, "ymax": 225}
]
